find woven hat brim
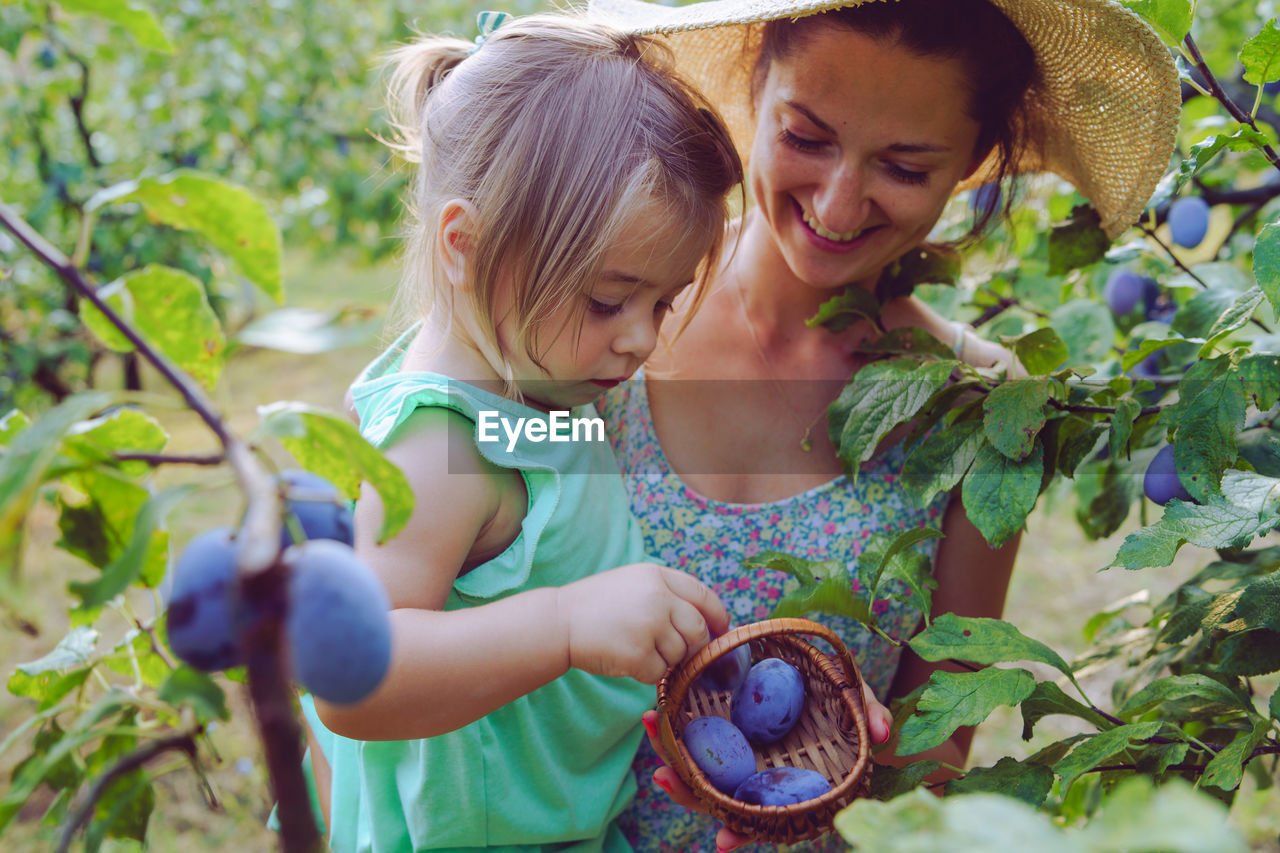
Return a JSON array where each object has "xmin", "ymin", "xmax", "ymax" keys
[{"xmin": 590, "ymin": 0, "xmax": 1181, "ymax": 239}]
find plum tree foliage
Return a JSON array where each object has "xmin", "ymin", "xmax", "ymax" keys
[{"xmin": 1, "ymin": 0, "xmax": 1279, "ymax": 850}]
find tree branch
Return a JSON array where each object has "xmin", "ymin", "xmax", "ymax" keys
[
  {"xmin": 56, "ymin": 729, "xmax": 198, "ymax": 853},
  {"xmin": 1183, "ymin": 35, "xmax": 1280, "ymax": 174},
  {"xmin": 1049, "ymin": 399, "xmax": 1161, "ymax": 417},
  {"xmin": 113, "ymin": 451, "xmax": 226, "ymax": 467}
]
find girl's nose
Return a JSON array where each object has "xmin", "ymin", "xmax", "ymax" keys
[{"xmin": 613, "ymin": 309, "xmax": 659, "ymax": 360}]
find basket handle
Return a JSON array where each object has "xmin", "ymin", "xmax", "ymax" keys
[{"xmin": 678, "ymin": 617, "xmax": 866, "ymax": 697}]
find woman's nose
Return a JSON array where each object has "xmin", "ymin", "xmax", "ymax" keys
[{"xmin": 813, "ymin": 162, "xmax": 871, "ymax": 236}]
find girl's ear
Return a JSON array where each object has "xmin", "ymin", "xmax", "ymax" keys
[{"xmin": 437, "ymin": 199, "xmax": 479, "ymax": 288}]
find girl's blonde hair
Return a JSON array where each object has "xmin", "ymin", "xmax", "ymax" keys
[{"xmin": 383, "ymin": 13, "xmax": 743, "ymax": 387}]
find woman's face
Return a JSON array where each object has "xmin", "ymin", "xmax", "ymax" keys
[{"xmin": 750, "ymin": 23, "xmax": 984, "ymax": 290}]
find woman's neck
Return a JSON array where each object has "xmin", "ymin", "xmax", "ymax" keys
[{"xmin": 727, "ymin": 209, "xmax": 880, "ymax": 350}]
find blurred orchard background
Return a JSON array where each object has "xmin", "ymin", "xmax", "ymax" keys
[{"xmin": 3, "ymin": 0, "xmax": 1280, "ymax": 850}]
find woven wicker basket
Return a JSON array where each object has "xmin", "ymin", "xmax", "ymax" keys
[{"xmin": 656, "ymin": 617, "xmax": 872, "ymax": 844}]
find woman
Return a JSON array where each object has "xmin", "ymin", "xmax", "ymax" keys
[{"xmin": 588, "ymin": 0, "xmax": 1180, "ymax": 849}]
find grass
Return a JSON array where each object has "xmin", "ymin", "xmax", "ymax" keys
[{"xmin": 2, "ymin": 249, "xmax": 1278, "ymax": 851}]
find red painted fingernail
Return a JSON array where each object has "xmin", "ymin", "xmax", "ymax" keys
[
  {"xmin": 877, "ymin": 718, "xmax": 891, "ymax": 744},
  {"xmin": 652, "ymin": 772, "xmax": 673, "ymax": 794},
  {"xmin": 641, "ymin": 715, "xmax": 658, "ymax": 739}
]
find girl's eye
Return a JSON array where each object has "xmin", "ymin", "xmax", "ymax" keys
[
  {"xmin": 886, "ymin": 162, "xmax": 930, "ymax": 186},
  {"xmin": 587, "ymin": 297, "xmax": 624, "ymax": 317},
  {"xmin": 654, "ymin": 299, "xmax": 674, "ymax": 316},
  {"xmin": 778, "ymin": 127, "xmax": 825, "ymax": 153}
]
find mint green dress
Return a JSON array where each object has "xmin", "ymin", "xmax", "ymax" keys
[{"xmin": 302, "ymin": 340, "xmax": 654, "ymax": 852}]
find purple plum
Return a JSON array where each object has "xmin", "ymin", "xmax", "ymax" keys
[
  {"xmin": 695, "ymin": 644, "xmax": 752, "ymax": 693},
  {"xmin": 731, "ymin": 657, "xmax": 805, "ymax": 745},
  {"xmin": 733, "ymin": 767, "xmax": 831, "ymax": 806},
  {"xmin": 684, "ymin": 716, "xmax": 757, "ymax": 794}
]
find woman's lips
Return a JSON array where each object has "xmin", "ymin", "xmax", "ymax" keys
[{"xmin": 793, "ymin": 199, "xmax": 876, "ymax": 252}]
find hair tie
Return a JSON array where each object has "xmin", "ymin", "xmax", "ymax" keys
[{"xmin": 469, "ymin": 11, "xmax": 512, "ymax": 55}]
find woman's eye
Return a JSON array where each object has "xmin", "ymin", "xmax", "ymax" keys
[
  {"xmin": 778, "ymin": 127, "xmax": 824, "ymax": 153},
  {"xmin": 587, "ymin": 297, "xmax": 624, "ymax": 317},
  {"xmin": 887, "ymin": 162, "xmax": 930, "ymax": 186}
]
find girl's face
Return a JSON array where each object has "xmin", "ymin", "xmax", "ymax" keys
[
  {"xmin": 750, "ymin": 24, "xmax": 983, "ymax": 291},
  {"xmin": 497, "ymin": 196, "xmax": 711, "ymax": 411}
]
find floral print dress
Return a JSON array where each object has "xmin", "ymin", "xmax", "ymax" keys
[{"xmin": 596, "ymin": 372, "xmax": 950, "ymax": 853}]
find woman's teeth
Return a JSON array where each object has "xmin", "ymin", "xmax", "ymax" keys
[{"xmin": 803, "ymin": 209, "xmax": 865, "ymax": 243}]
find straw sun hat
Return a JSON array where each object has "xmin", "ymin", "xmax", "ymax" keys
[{"xmin": 588, "ymin": 0, "xmax": 1181, "ymax": 239}]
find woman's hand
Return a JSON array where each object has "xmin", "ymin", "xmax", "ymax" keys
[{"xmin": 638, "ymin": 682, "xmax": 892, "ymax": 852}]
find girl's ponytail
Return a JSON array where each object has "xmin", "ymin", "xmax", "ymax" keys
[{"xmin": 382, "ymin": 36, "xmax": 471, "ymax": 163}]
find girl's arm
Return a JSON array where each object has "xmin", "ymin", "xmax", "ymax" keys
[
  {"xmin": 315, "ymin": 407, "xmax": 728, "ymax": 741},
  {"xmin": 881, "ymin": 489, "xmax": 1021, "ymax": 779}
]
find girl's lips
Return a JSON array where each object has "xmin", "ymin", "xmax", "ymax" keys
[
  {"xmin": 792, "ymin": 199, "xmax": 877, "ymax": 253},
  {"xmin": 591, "ymin": 378, "xmax": 625, "ymax": 388}
]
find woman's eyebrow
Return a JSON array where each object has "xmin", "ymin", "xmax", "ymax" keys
[{"xmin": 785, "ymin": 100, "xmax": 836, "ymax": 135}]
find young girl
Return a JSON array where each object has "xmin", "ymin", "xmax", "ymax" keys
[{"xmin": 299, "ymin": 13, "xmax": 744, "ymax": 853}]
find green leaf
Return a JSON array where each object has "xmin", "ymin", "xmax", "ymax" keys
[
  {"xmin": 983, "ymin": 378, "xmax": 1051, "ymax": 461},
  {"xmin": 1239, "ymin": 354, "xmax": 1280, "ymax": 410},
  {"xmin": 85, "ymin": 769, "xmax": 153, "ymax": 848},
  {"xmin": 1253, "ymin": 220, "xmax": 1280, "ymax": 317},
  {"xmin": 1020, "ymin": 681, "xmax": 1114, "ymax": 741},
  {"xmin": 105, "ymin": 172, "xmax": 283, "ymax": 302},
  {"xmin": 79, "ymin": 266, "xmax": 226, "ymax": 389},
  {"xmin": 867, "ymin": 760, "xmax": 942, "ymax": 801},
  {"xmin": 770, "ymin": 575, "xmax": 875, "ymax": 628},
  {"xmin": 1232, "ymin": 572, "xmax": 1280, "ymax": 632},
  {"xmin": 1200, "ymin": 287, "xmax": 1266, "ymax": 353},
  {"xmin": 67, "ymin": 485, "xmax": 196, "ymax": 609},
  {"xmin": 946, "ymin": 757, "xmax": 1054, "ymax": 806},
  {"xmin": 1048, "ymin": 205, "xmax": 1110, "ymax": 275},
  {"xmin": 0, "ymin": 410, "xmax": 31, "ymax": 445},
  {"xmin": 1052, "ymin": 721, "xmax": 1163, "ymax": 791},
  {"xmin": 0, "ymin": 393, "xmax": 114, "ymax": 572},
  {"xmin": 1117, "ymin": 674, "xmax": 1248, "ymax": 719},
  {"xmin": 1213, "ymin": 628, "xmax": 1280, "ymax": 676},
  {"xmin": 157, "ymin": 666, "xmax": 229, "ymax": 723},
  {"xmin": 960, "ymin": 439, "xmax": 1044, "ymax": 548},
  {"xmin": 743, "ymin": 551, "xmax": 833, "ymax": 586},
  {"xmin": 857, "ymin": 529, "xmax": 941, "ymax": 622},
  {"xmin": 14, "ymin": 626, "xmax": 99, "ymax": 677},
  {"xmin": 857, "ymin": 528, "xmax": 944, "ymax": 591},
  {"xmin": 1202, "ymin": 721, "xmax": 1271, "ymax": 791},
  {"xmin": 55, "ymin": 0, "xmax": 173, "ymax": 52},
  {"xmin": 1241, "ymin": 19, "xmax": 1280, "ymax": 84},
  {"xmin": 258, "ymin": 402, "xmax": 413, "ymax": 543},
  {"xmin": 1220, "ymin": 469, "xmax": 1280, "ymax": 515},
  {"xmin": 1074, "ymin": 460, "xmax": 1135, "ymax": 540},
  {"xmin": 1108, "ymin": 398, "xmax": 1142, "ymax": 460},
  {"xmin": 1120, "ymin": 0, "xmax": 1193, "ymax": 44},
  {"xmin": 1013, "ymin": 328, "xmax": 1069, "ymax": 375},
  {"xmin": 857, "ymin": 327, "xmax": 955, "ymax": 361},
  {"xmin": 829, "ymin": 358, "xmax": 957, "ymax": 480},
  {"xmin": 875, "ymin": 245, "xmax": 961, "ymax": 301},
  {"xmin": 1111, "ymin": 494, "xmax": 1280, "ymax": 569},
  {"xmin": 901, "ymin": 419, "xmax": 984, "ymax": 507},
  {"xmin": 1174, "ymin": 373, "xmax": 1245, "ymax": 501},
  {"xmin": 808, "ymin": 285, "xmax": 882, "ymax": 332},
  {"xmin": 897, "ymin": 667, "xmax": 1035, "ymax": 755},
  {"xmin": 910, "ymin": 613, "xmax": 1076, "ymax": 685},
  {"xmin": 1050, "ymin": 300, "xmax": 1115, "ymax": 366},
  {"xmin": 1081, "ymin": 776, "xmax": 1247, "ymax": 853}
]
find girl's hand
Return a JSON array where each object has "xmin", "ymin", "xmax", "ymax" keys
[{"xmin": 556, "ymin": 563, "xmax": 730, "ymax": 683}]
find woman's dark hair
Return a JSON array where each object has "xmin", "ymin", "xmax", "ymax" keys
[{"xmin": 752, "ymin": 0, "xmax": 1038, "ymax": 241}]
